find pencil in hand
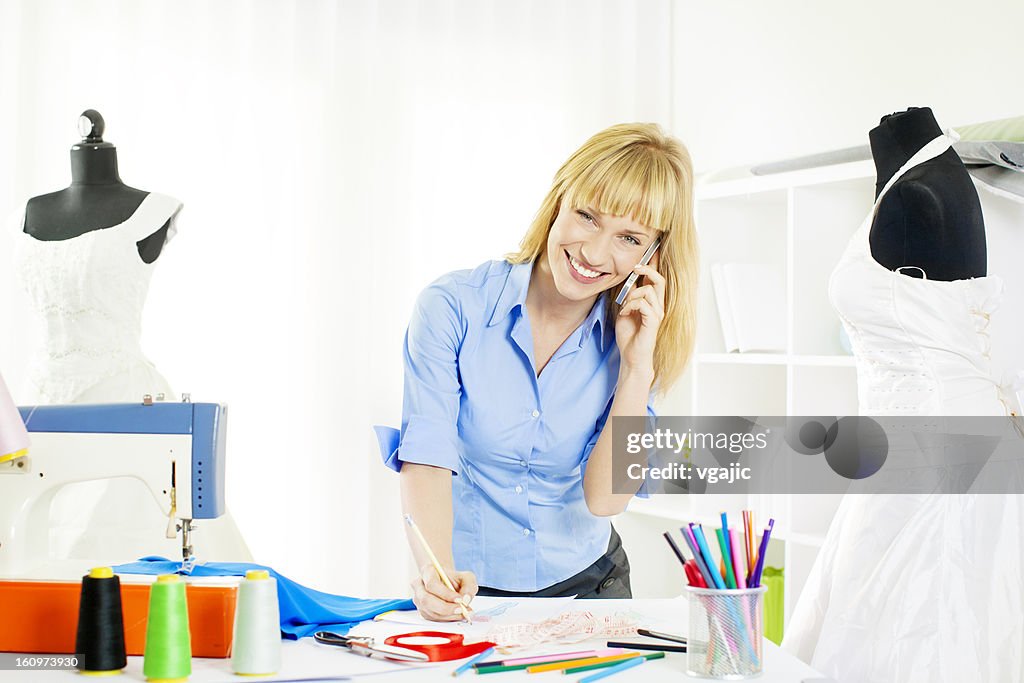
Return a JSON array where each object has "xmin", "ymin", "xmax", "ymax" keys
[{"xmin": 404, "ymin": 514, "xmax": 474, "ymax": 623}]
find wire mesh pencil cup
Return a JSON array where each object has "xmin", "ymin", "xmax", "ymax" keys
[{"xmin": 686, "ymin": 585, "xmax": 766, "ymax": 679}]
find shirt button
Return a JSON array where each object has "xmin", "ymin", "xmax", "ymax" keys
[
  {"xmin": 522, "ymin": 528, "xmax": 531, "ymax": 536},
  {"xmin": 520, "ymin": 460, "xmax": 528, "ymax": 467},
  {"xmin": 515, "ymin": 485, "xmax": 523, "ymax": 494},
  {"xmin": 531, "ymin": 409, "xmax": 540, "ymax": 418}
]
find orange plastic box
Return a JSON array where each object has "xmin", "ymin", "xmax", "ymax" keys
[{"xmin": 0, "ymin": 578, "xmax": 238, "ymax": 658}]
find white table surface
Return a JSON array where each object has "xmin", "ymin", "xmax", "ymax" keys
[{"xmin": 7, "ymin": 599, "xmax": 823, "ymax": 682}]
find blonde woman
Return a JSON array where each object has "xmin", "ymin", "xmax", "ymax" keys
[{"xmin": 375, "ymin": 123, "xmax": 698, "ymax": 620}]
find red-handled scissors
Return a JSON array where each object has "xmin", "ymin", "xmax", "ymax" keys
[{"xmin": 313, "ymin": 631, "xmax": 430, "ymax": 663}]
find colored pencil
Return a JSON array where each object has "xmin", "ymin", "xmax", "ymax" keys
[
  {"xmin": 747, "ymin": 510, "xmax": 757, "ymax": 578},
  {"xmin": 564, "ymin": 652, "xmax": 664, "ymax": 674},
  {"xmin": 691, "ymin": 524, "xmax": 725, "ymax": 589},
  {"xmin": 715, "ymin": 527, "xmax": 737, "ymax": 589},
  {"xmin": 662, "ymin": 531, "xmax": 688, "ymax": 569},
  {"xmin": 730, "ymin": 529, "xmax": 746, "ymax": 589},
  {"xmin": 453, "ymin": 648, "xmax": 495, "ymax": 677},
  {"xmin": 741, "ymin": 511, "xmax": 751, "ymax": 576},
  {"xmin": 526, "ymin": 652, "xmax": 642, "ymax": 673},
  {"xmin": 681, "ymin": 526, "xmax": 715, "ymax": 589},
  {"xmin": 476, "ymin": 657, "xmax": 596, "ymax": 675},
  {"xmin": 403, "ymin": 514, "xmax": 472, "ymax": 623},
  {"xmin": 605, "ymin": 641, "xmax": 685, "ymax": 653},
  {"xmin": 751, "ymin": 518, "xmax": 775, "ymax": 587},
  {"xmin": 578, "ymin": 655, "xmax": 647, "ymax": 683},
  {"xmin": 720, "ymin": 512, "xmax": 734, "ymax": 582},
  {"xmin": 478, "ymin": 649, "xmax": 623, "ymax": 668},
  {"xmin": 637, "ymin": 629, "xmax": 687, "ymax": 644}
]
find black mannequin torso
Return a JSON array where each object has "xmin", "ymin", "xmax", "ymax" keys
[
  {"xmin": 868, "ymin": 107, "xmax": 986, "ymax": 281},
  {"xmin": 22, "ymin": 111, "xmax": 171, "ymax": 264}
]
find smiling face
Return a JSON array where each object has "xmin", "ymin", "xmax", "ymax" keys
[{"xmin": 543, "ymin": 197, "xmax": 659, "ymax": 302}]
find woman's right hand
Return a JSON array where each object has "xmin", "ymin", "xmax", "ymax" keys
[{"xmin": 411, "ymin": 564, "xmax": 479, "ymax": 621}]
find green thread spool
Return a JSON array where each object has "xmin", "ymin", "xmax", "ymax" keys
[{"xmin": 143, "ymin": 574, "xmax": 191, "ymax": 683}]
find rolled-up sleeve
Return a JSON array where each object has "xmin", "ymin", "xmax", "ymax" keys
[
  {"xmin": 375, "ymin": 278, "xmax": 465, "ymax": 475},
  {"xmin": 579, "ymin": 396, "xmax": 656, "ymax": 499}
]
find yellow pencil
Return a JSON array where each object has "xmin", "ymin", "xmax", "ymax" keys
[
  {"xmin": 747, "ymin": 510, "xmax": 757, "ymax": 576},
  {"xmin": 526, "ymin": 652, "xmax": 642, "ymax": 673},
  {"xmin": 403, "ymin": 514, "xmax": 473, "ymax": 623}
]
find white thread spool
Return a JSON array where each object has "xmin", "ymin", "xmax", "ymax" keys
[{"xmin": 231, "ymin": 569, "xmax": 281, "ymax": 675}]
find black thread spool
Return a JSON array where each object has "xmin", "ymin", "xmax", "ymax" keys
[{"xmin": 75, "ymin": 567, "xmax": 127, "ymax": 674}]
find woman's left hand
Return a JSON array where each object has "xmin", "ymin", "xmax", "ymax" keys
[{"xmin": 615, "ymin": 260, "xmax": 665, "ymax": 378}]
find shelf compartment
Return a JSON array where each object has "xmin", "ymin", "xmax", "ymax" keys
[
  {"xmin": 788, "ymin": 365, "xmax": 859, "ymax": 415},
  {"xmin": 696, "ymin": 190, "xmax": 787, "ymax": 355},
  {"xmin": 693, "ymin": 363, "xmax": 787, "ymax": 416}
]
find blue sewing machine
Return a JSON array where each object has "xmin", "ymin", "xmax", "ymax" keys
[{"xmin": 0, "ymin": 398, "xmax": 232, "ymax": 578}]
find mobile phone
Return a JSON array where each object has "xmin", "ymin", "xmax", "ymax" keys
[{"xmin": 615, "ymin": 235, "xmax": 662, "ymax": 305}]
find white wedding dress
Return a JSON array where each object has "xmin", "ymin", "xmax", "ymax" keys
[
  {"xmin": 11, "ymin": 194, "xmax": 249, "ymax": 566},
  {"xmin": 782, "ymin": 134, "xmax": 1024, "ymax": 682}
]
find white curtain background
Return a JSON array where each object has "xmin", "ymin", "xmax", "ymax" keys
[
  {"xmin": 0, "ymin": 0, "xmax": 674, "ymax": 596},
  {"xmin": 4, "ymin": 0, "xmax": 1022, "ymax": 601}
]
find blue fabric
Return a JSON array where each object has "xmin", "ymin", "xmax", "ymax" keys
[
  {"xmin": 374, "ymin": 259, "xmax": 654, "ymax": 592},
  {"xmin": 111, "ymin": 556, "xmax": 414, "ymax": 639}
]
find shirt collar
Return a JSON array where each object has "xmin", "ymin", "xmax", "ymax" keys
[
  {"xmin": 488, "ymin": 260, "xmax": 533, "ymax": 328},
  {"xmin": 488, "ymin": 259, "xmax": 608, "ymax": 352},
  {"xmin": 579, "ymin": 291, "xmax": 608, "ymax": 352}
]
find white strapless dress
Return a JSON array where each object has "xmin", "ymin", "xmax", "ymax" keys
[{"xmin": 782, "ymin": 134, "xmax": 1024, "ymax": 683}]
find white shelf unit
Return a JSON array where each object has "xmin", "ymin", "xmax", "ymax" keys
[{"xmin": 622, "ymin": 161, "xmax": 876, "ymax": 632}]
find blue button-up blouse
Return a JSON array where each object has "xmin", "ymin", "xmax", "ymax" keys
[{"xmin": 375, "ymin": 259, "xmax": 651, "ymax": 591}]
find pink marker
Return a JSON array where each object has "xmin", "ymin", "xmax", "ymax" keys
[{"xmin": 729, "ymin": 529, "xmax": 746, "ymax": 589}]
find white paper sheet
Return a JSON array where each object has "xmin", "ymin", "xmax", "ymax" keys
[{"xmin": 374, "ymin": 596, "xmax": 575, "ymax": 626}]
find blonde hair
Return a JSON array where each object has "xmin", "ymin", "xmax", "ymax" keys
[{"xmin": 507, "ymin": 123, "xmax": 698, "ymax": 394}]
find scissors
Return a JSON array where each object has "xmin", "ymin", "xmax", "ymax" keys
[{"xmin": 313, "ymin": 631, "xmax": 430, "ymax": 663}]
